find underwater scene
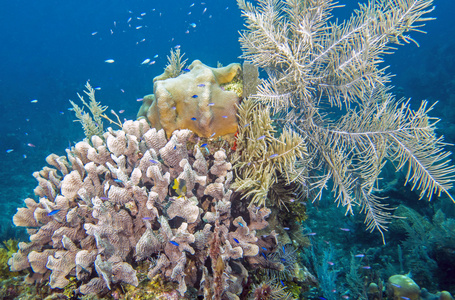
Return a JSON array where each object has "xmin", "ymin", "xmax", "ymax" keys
[{"xmin": 1, "ymin": 0, "xmax": 455, "ymax": 299}]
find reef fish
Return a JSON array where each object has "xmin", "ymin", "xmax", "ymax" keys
[
  {"xmin": 149, "ymin": 159, "xmax": 159, "ymax": 164},
  {"xmin": 192, "ymin": 95, "xmax": 198, "ymax": 98},
  {"xmin": 170, "ymin": 241, "xmax": 179, "ymax": 247},
  {"xmin": 201, "ymin": 143, "xmax": 207, "ymax": 147},
  {"xmin": 198, "ymin": 84, "xmax": 205, "ymax": 87},
  {"xmin": 191, "ymin": 117, "xmax": 197, "ymax": 121},
  {"xmin": 257, "ymin": 135, "xmax": 265, "ymax": 140},
  {"xmin": 233, "ymin": 238, "xmax": 239, "ymax": 244},
  {"xmin": 104, "ymin": 59, "xmax": 115, "ymax": 63},
  {"xmin": 172, "ymin": 178, "xmax": 187, "ymax": 198},
  {"xmin": 141, "ymin": 58, "xmax": 151, "ymax": 64},
  {"xmin": 47, "ymin": 209, "xmax": 60, "ymax": 216}
]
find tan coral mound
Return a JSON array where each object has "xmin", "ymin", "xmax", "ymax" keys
[
  {"xmin": 138, "ymin": 60, "xmax": 241, "ymax": 138},
  {"xmin": 8, "ymin": 119, "xmax": 280, "ymax": 298}
]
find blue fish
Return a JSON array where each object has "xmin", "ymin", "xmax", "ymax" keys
[
  {"xmin": 238, "ymin": 222, "xmax": 244, "ymax": 227},
  {"xmin": 142, "ymin": 217, "xmax": 152, "ymax": 220},
  {"xmin": 192, "ymin": 95, "xmax": 198, "ymax": 98},
  {"xmin": 208, "ymin": 102, "xmax": 215, "ymax": 106},
  {"xmin": 201, "ymin": 143, "xmax": 207, "ymax": 147},
  {"xmin": 222, "ymin": 115, "xmax": 228, "ymax": 118},
  {"xmin": 204, "ymin": 146, "xmax": 210, "ymax": 154},
  {"xmin": 114, "ymin": 179, "xmax": 123, "ymax": 183},
  {"xmin": 149, "ymin": 159, "xmax": 159, "ymax": 164},
  {"xmin": 283, "ymin": 245, "xmax": 285, "ymax": 254},
  {"xmin": 174, "ymin": 145, "xmax": 177, "ymax": 150},
  {"xmin": 197, "ymin": 84, "xmax": 205, "ymax": 87},
  {"xmin": 261, "ymin": 252, "xmax": 267, "ymax": 259},
  {"xmin": 283, "ymin": 227, "xmax": 290, "ymax": 230},
  {"xmin": 183, "ymin": 68, "xmax": 190, "ymax": 72},
  {"xmin": 47, "ymin": 209, "xmax": 60, "ymax": 216},
  {"xmin": 233, "ymin": 238, "xmax": 239, "ymax": 244},
  {"xmin": 280, "ymin": 280, "xmax": 285, "ymax": 287},
  {"xmin": 261, "ymin": 247, "xmax": 267, "ymax": 251},
  {"xmin": 100, "ymin": 197, "xmax": 109, "ymax": 200},
  {"xmin": 257, "ymin": 135, "xmax": 265, "ymax": 140},
  {"xmin": 243, "ymin": 123, "xmax": 250, "ymax": 127},
  {"xmin": 191, "ymin": 117, "xmax": 197, "ymax": 121},
  {"xmin": 269, "ymin": 154, "xmax": 278, "ymax": 159},
  {"xmin": 170, "ymin": 241, "xmax": 179, "ymax": 247}
]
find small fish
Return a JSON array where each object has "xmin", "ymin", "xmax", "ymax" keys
[
  {"xmin": 202, "ymin": 7, "xmax": 207, "ymax": 14},
  {"xmin": 136, "ymin": 17, "xmax": 143, "ymax": 20},
  {"xmin": 105, "ymin": 59, "xmax": 115, "ymax": 63},
  {"xmin": 197, "ymin": 84, "xmax": 205, "ymax": 87},
  {"xmin": 269, "ymin": 154, "xmax": 278, "ymax": 159},
  {"xmin": 261, "ymin": 247, "xmax": 267, "ymax": 251},
  {"xmin": 342, "ymin": 296, "xmax": 350, "ymax": 300},
  {"xmin": 339, "ymin": 228, "xmax": 350, "ymax": 232},
  {"xmin": 210, "ymin": 132, "xmax": 216, "ymax": 138},
  {"xmin": 238, "ymin": 222, "xmax": 244, "ymax": 227},
  {"xmin": 139, "ymin": 38, "xmax": 146, "ymax": 43},
  {"xmin": 354, "ymin": 254, "xmax": 365, "ymax": 258},
  {"xmin": 100, "ymin": 197, "xmax": 109, "ymax": 200},
  {"xmin": 281, "ymin": 258, "xmax": 286, "ymax": 262},
  {"xmin": 207, "ymin": 103, "xmax": 215, "ymax": 106},
  {"xmin": 174, "ymin": 45, "xmax": 181, "ymax": 49},
  {"xmin": 142, "ymin": 217, "xmax": 152, "ymax": 220},
  {"xmin": 91, "ymin": 31, "xmax": 98, "ymax": 35},
  {"xmin": 233, "ymin": 238, "xmax": 239, "ymax": 244},
  {"xmin": 400, "ymin": 297, "xmax": 410, "ymax": 300},
  {"xmin": 331, "ymin": 289, "xmax": 337, "ymax": 293},
  {"xmin": 261, "ymin": 252, "xmax": 267, "ymax": 259},
  {"xmin": 282, "ymin": 245, "xmax": 286, "ymax": 253},
  {"xmin": 283, "ymin": 227, "xmax": 290, "ymax": 230},
  {"xmin": 119, "ymin": 110, "xmax": 125, "ymax": 114},
  {"xmin": 141, "ymin": 12, "xmax": 146, "ymax": 16},
  {"xmin": 27, "ymin": 143, "xmax": 36, "ymax": 147},
  {"xmin": 201, "ymin": 143, "xmax": 207, "ymax": 147},
  {"xmin": 327, "ymin": 261, "xmax": 334, "ymax": 266},
  {"xmin": 204, "ymin": 146, "xmax": 210, "ymax": 154},
  {"xmin": 30, "ymin": 99, "xmax": 38, "ymax": 103},
  {"xmin": 94, "ymin": 86, "xmax": 101, "ymax": 90},
  {"xmin": 172, "ymin": 106, "xmax": 176, "ymax": 110},
  {"xmin": 361, "ymin": 266, "xmax": 371, "ymax": 269},
  {"xmin": 391, "ymin": 283, "xmax": 401, "ymax": 288},
  {"xmin": 305, "ymin": 232, "xmax": 317, "ymax": 236},
  {"xmin": 243, "ymin": 123, "xmax": 250, "ymax": 127},
  {"xmin": 110, "ymin": 29, "xmax": 113, "ymax": 35},
  {"xmin": 154, "ymin": 54, "xmax": 159, "ymax": 58},
  {"xmin": 6, "ymin": 149, "xmax": 14, "ymax": 153},
  {"xmin": 141, "ymin": 58, "xmax": 151, "ymax": 64},
  {"xmin": 289, "ymin": 198, "xmax": 295, "ymax": 202},
  {"xmin": 170, "ymin": 241, "xmax": 179, "ymax": 247},
  {"xmin": 174, "ymin": 145, "xmax": 177, "ymax": 150},
  {"xmin": 149, "ymin": 60, "xmax": 156, "ymax": 65},
  {"xmin": 114, "ymin": 179, "xmax": 123, "ymax": 183},
  {"xmin": 189, "ymin": 3, "xmax": 195, "ymax": 7},
  {"xmin": 172, "ymin": 178, "xmax": 187, "ymax": 197},
  {"xmin": 319, "ymin": 298, "xmax": 328, "ymax": 300},
  {"xmin": 257, "ymin": 135, "xmax": 265, "ymax": 140},
  {"xmin": 137, "ymin": 98, "xmax": 144, "ymax": 102},
  {"xmin": 189, "ymin": 23, "xmax": 196, "ymax": 28},
  {"xmin": 136, "ymin": 25, "xmax": 143, "ymax": 29},
  {"xmin": 149, "ymin": 159, "xmax": 159, "ymax": 164},
  {"xmin": 280, "ymin": 280, "xmax": 285, "ymax": 287},
  {"xmin": 191, "ymin": 117, "xmax": 197, "ymax": 121},
  {"xmin": 47, "ymin": 209, "xmax": 60, "ymax": 216},
  {"xmin": 182, "ymin": 68, "xmax": 190, "ymax": 72},
  {"xmin": 222, "ymin": 115, "xmax": 227, "ymax": 118},
  {"xmin": 120, "ymin": 89, "xmax": 125, "ymax": 93},
  {"xmin": 192, "ymin": 95, "xmax": 198, "ymax": 98},
  {"xmin": 127, "ymin": 17, "xmax": 132, "ymax": 23}
]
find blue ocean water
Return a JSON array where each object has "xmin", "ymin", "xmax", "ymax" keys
[{"xmin": 0, "ymin": 0, "xmax": 454, "ymax": 297}]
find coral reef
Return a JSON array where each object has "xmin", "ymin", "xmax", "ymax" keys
[
  {"xmin": 138, "ymin": 59, "xmax": 241, "ymax": 138},
  {"xmin": 8, "ymin": 119, "xmax": 301, "ymax": 298}
]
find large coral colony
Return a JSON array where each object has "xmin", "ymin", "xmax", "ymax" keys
[{"xmin": 6, "ymin": 0, "xmax": 455, "ymax": 299}]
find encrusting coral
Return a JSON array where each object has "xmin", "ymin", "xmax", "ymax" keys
[
  {"xmin": 8, "ymin": 119, "xmax": 299, "ymax": 298},
  {"xmin": 138, "ymin": 59, "xmax": 242, "ymax": 138}
]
